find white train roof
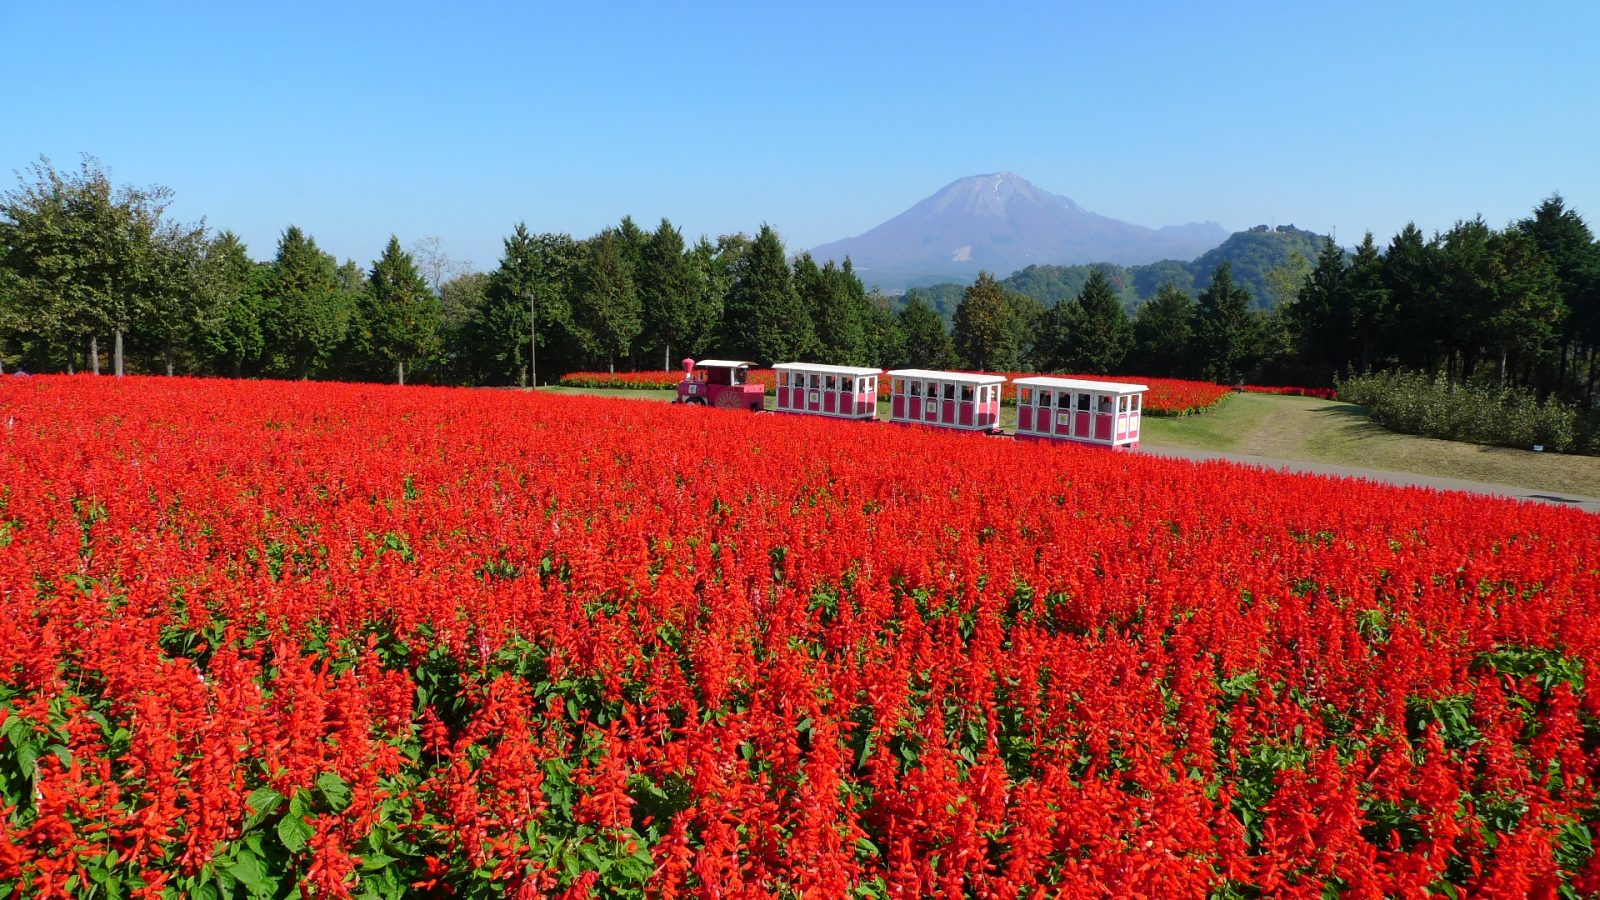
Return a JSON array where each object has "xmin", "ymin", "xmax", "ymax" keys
[
  {"xmin": 692, "ymin": 359, "xmax": 756, "ymax": 368},
  {"xmin": 1012, "ymin": 376, "xmax": 1149, "ymax": 393},
  {"xmin": 773, "ymin": 362, "xmax": 883, "ymax": 376},
  {"xmin": 886, "ymin": 369, "xmax": 1008, "ymax": 384}
]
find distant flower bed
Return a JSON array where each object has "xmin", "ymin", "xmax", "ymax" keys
[
  {"xmin": 1241, "ymin": 384, "xmax": 1337, "ymax": 400},
  {"xmin": 559, "ymin": 371, "xmax": 685, "ymax": 389}
]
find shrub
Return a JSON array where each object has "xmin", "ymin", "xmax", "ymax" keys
[{"xmin": 1337, "ymin": 370, "xmax": 1589, "ymax": 455}]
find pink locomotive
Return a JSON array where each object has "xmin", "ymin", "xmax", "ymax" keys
[{"xmin": 675, "ymin": 358, "xmax": 766, "ymax": 412}]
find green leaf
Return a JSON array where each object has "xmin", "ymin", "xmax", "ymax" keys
[
  {"xmin": 317, "ymin": 770, "xmax": 351, "ymax": 811},
  {"xmin": 277, "ymin": 813, "xmax": 314, "ymax": 854},
  {"xmin": 241, "ymin": 786, "xmax": 285, "ymax": 833},
  {"xmin": 229, "ymin": 848, "xmax": 272, "ymax": 896}
]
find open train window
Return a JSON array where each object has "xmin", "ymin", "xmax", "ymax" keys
[{"xmin": 943, "ymin": 384, "xmax": 955, "ymax": 401}]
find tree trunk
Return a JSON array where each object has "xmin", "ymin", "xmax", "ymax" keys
[
  {"xmin": 664, "ymin": 344, "xmax": 671, "ymax": 371},
  {"xmin": 1586, "ymin": 346, "xmax": 1597, "ymax": 407},
  {"xmin": 231, "ymin": 357, "xmax": 242, "ymax": 379},
  {"xmin": 90, "ymin": 335, "xmax": 100, "ymax": 375},
  {"xmin": 1497, "ymin": 347, "xmax": 1508, "ymax": 390},
  {"xmin": 397, "ymin": 357, "xmax": 406, "ymax": 386},
  {"xmin": 165, "ymin": 345, "xmax": 175, "ymax": 376},
  {"xmin": 114, "ymin": 329, "xmax": 125, "ymax": 377},
  {"xmin": 608, "ymin": 354, "xmax": 615, "ymax": 374}
]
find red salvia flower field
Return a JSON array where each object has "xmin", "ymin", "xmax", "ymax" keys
[{"xmin": 1, "ymin": 375, "xmax": 1597, "ymax": 898}]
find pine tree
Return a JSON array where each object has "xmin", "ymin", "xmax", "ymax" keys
[
  {"xmin": 1132, "ymin": 283, "xmax": 1197, "ymax": 377},
  {"xmin": 1063, "ymin": 269, "xmax": 1131, "ymax": 374},
  {"xmin": 1484, "ymin": 228, "xmax": 1563, "ymax": 387},
  {"xmin": 572, "ymin": 229, "xmax": 642, "ymax": 372},
  {"xmin": 1030, "ymin": 297, "xmax": 1080, "ymax": 371},
  {"xmin": 953, "ymin": 272, "xmax": 1027, "ymax": 371},
  {"xmin": 195, "ymin": 231, "xmax": 267, "ymax": 377},
  {"xmin": 360, "ymin": 236, "xmax": 442, "ymax": 384},
  {"xmin": 1287, "ymin": 238, "xmax": 1348, "ymax": 376},
  {"xmin": 260, "ymin": 226, "xmax": 350, "ymax": 378},
  {"xmin": 721, "ymin": 224, "xmax": 812, "ymax": 364},
  {"xmin": 1344, "ymin": 233, "xmax": 1391, "ymax": 373},
  {"xmin": 1383, "ymin": 223, "xmax": 1445, "ymax": 372},
  {"xmin": 639, "ymin": 219, "xmax": 712, "ymax": 369},
  {"xmin": 897, "ymin": 295, "xmax": 955, "ymax": 368},
  {"xmin": 797, "ymin": 254, "xmax": 868, "ymax": 363},
  {"xmin": 1195, "ymin": 260, "xmax": 1261, "ymax": 383},
  {"xmin": 463, "ymin": 224, "xmax": 577, "ymax": 385}
]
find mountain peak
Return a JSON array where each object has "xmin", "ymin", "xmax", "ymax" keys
[{"xmin": 811, "ymin": 173, "xmax": 1227, "ymax": 289}]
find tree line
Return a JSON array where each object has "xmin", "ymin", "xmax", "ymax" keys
[{"xmin": 3, "ymin": 157, "xmax": 1597, "ymax": 410}]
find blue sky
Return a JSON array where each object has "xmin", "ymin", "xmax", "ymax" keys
[{"xmin": 4, "ymin": 1, "xmax": 1597, "ymax": 272}]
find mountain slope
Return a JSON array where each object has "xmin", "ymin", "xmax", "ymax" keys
[{"xmin": 811, "ymin": 173, "xmax": 1226, "ymax": 287}]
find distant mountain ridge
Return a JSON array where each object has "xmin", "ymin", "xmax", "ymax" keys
[
  {"xmin": 899, "ymin": 224, "xmax": 1334, "ymax": 318},
  {"xmin": 810, "ymin": 173, "xmax": 1227, "ymax": 288}
]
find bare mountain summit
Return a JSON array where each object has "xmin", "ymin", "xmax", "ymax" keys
[{"xmin": 810, "ymin": 172, "xmax": 1226, "ymax": 288}]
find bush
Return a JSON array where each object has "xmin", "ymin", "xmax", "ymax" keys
[{"xmin": 1337, "ymin": 370, "xmax": 1591, "ymax": 455}]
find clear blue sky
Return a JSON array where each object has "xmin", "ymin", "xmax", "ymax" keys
[{"xmin": 4, "ymin": 1, "xmax": 1597, "ymax": 272}]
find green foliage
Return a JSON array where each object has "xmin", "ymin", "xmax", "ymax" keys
[
  {"xmin": 952, "ymin": 272, "xmax": 1038, "ymax": 371},
  {"xmin": 571, "ymin": 229, "xmax": 643, "ymax": 370},
  {"xmin": 895, "ymin": 294, "xmax": 955, "ymax": 368},
  {"xmin": 638, "ymin": 219, "xmax": 717, "ymax": 368},
  {"xmin": 259, "ymin": 226, "xmax": 353, "ymax": 378},
  {"xmin": 462, "ymin": 225, "xmax": 578, "ymax": 385},
  {"xmin": 1338, "ymin": 369, "xmax": 1593, "ymax": 454},
  {"xmin": 356, "ymin": 236, "xmax": 443, "ymax": 384},
  {"xmin": 720, "ymin": 224, "xmax": 813, "ymax": 364},
  {"xmin": 1132, "ymin": 283, "xmax": 1197, "ymax": 377},
  {"xmin": 1002, "ymin": 262, "xmax": 1138, "ymax": 309},
  {"xmin": 1190, "ymin": 225, "xmax": 1331, "ymax": 308},
  {"xmin": 1195, "ymin": 261, "xmax": 1265, "ymax": 383},
  {"xmin": 1060, "ymin": 269, "xmax": 1131, "ymax": 373},
  {"xmin": 0, "ymin": 154, "xmax": 203, "ymax": 374},
  {"xmin": 194, "ymin": 231, "xmax": 268, "ymax": 377}
]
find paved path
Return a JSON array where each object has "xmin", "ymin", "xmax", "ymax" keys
[{"xmin": 1141, "ymin": 445, "xmax": 1600, "ymax": 514}]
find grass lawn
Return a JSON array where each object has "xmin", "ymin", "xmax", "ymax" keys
[
  {"xmin": 540, "ymin": 386, "xmax": 1600, "ymax": 498},
  {"xmin": 1143, "ymin": 393, "xmax": 1600, "ymax": 498}
]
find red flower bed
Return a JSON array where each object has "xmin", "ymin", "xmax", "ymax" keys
[
  {"xmin": 1243, "ymin": 384, "xmax": 1338, "ymax": 400},
  {"xmin": 16, "ymin": 376, "xmax": 1590, "ymax": 895}
]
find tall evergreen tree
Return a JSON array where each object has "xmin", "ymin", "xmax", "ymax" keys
[
  {"xmin": 1483, "ymin": 227, "xmax": 1563, "ymax": 387},
  {"xmin": 1030, "ymin": 296, "xmax": 1080, "ymax": 371},
  {"xmin": 1288, "ymin": 238, "xmax": 1348, "ymax": 376},
  {"xmin": 639, "ymin": 219, "xmax": 713, "ymax": 369},
  {"xmin": 1383, "ymin": 223, "xmax": 1445, "ymax": 372},
  {"xmin": 898, "ymin": 295, "xmax": 956, "ymax": 368},
  {"xmin": 195, "ymin": 231, "xmax": 266, "ymax": 377},
  {"xmin": 260, "ymin": 226, "xmax": 350, "ymax": 378},
  {"xmin": 1519, "ymin": 195, "xmax": 1600, "ymax": 395},
  {"xmin": 861, "ymin": 289, "xmax": 906, "ymax": 367},
  {"xmin": 463, "ymin": 224, "xmax": 578, "ymax": 385},
  {"xmin": 1131, "ymin": 283, "xmax": 1197, "ymax": 377},
  {"xmin": 358, "ymin": 236, "xmax": 442, "ymax": 384},
  {"xmin": 1437, "ymin": 218, "xmax": 1498, "ymax": 381},
  {"xmin": 1195, "ymin": 260, "xmax": 1261, "ymax": 383},
  {"xmin": 721, "ymin": 224, "xmax": 812, "ymax": 364},
  {"xmin": 797, "ymin": 254, "xmax": 868, "ymax": 363},
  {"xmin": 1344, "ymin": 232, "xmax": 1391, "ymax": 373},
  {"xmin": 572, "ymin": 229, "xmax": 642, "ymax": 372},
  {"xmin": 952, "ymin": 273, "xmax": 1013, "ymax": 371},
  {"xmin": 1063, "ymin": 269, "xmax": 1131, "ymax": 373}
]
